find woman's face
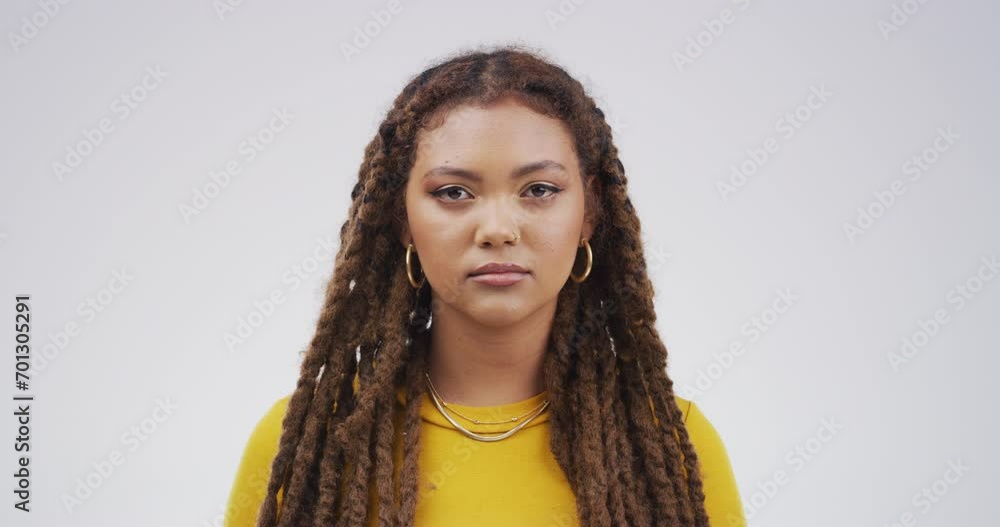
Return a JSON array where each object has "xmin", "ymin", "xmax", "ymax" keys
[{"xmin": 401, "ymin": 96, "xmax": 594, "ymax": 328}]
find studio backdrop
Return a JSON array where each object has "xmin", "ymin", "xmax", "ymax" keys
[{"xmin": 1, "ymin": 0, "xmax": 996, "ymax": 526}]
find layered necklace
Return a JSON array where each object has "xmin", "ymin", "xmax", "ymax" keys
[{"xmin": 424, "ymin": 372, "xmax": 550, "ymax": 442}]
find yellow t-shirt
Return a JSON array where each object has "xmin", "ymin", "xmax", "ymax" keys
[{"xmin": 224, "ymin": 386, "xmax": 746, "ymax": 526}]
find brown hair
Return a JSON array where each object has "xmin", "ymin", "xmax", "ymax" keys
[{"xmin": 255, "ymin": 44, "xmax": 709, "ymax": 526}]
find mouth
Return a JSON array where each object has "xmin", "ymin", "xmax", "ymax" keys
[
  {"xmin": 468, "ymin": 271, "xmax": 530, "ymax": 286},
  {"xmin": 469, "ymin": 262, "xmax": 530, "ymax": 276}
]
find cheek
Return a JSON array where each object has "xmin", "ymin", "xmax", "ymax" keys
[
  {"xmin": 532, "ymin": 214, "xmax": 583, "ymax": 272},
  {"xmin": 406, "ymin": 190, "xmax": 451, "ymax": 242},
  {"xmin": 525, "ymin": 192, "xmax": 585, "ymax": 271},
  {"xmin": 406, "ymin": 207, "xmax": 466, "ymax": 278}
]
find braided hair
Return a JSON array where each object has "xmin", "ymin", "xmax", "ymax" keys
[{"xmin": 254, "ymin": 44, "xmax": 710, "ymax": 527}]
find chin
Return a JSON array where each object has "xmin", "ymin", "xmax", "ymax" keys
[{"xmin": 465, "ymin": 299, "xmax": 533, "ymax": 328}]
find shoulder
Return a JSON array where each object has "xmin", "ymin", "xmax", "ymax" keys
[
  {"xmin": 224, "ymin": 395, "xmax": 292, "ymax": 527},
  {"xmin": 673, "ymin": 395, "xmax": 694, "ymax": 424},
  {"xmin": 241, "ymin": 395, "xmax": 292, "ymax": 459},
  {"xmin": 672, "ymin": 395, "xmax": 747, "ymax": 527},
  {"xmin": 672, "ymin": 395, "xmax": 727, "ymax": 461},
  {"xmin": 259, "ymin": 395, "xmax": 293, "ymax": 435}
]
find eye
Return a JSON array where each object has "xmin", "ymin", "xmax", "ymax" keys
[
  {"xmin": 430, "ymin": 185, "xmax": 472, "ymax": 202},
  {"xmin": 524, "ymin": 183, "xmax": 562, "ymax": 200},
  {"xmin": 430, "ymin": 183, "xmax": 563, "ymax": 203}
]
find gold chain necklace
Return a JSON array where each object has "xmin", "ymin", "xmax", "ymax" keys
[
  {"xmin": 424, "ymin": 373, "xmax": 547, "ymax": 424},
  {"xmin": 424, "ymin": 373, "xmax": 550, "ymax": 442}
]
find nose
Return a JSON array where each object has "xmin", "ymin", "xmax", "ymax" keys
[{"xmin": 474, "ymin": 197, "xmax": 521, "ymax": 248}]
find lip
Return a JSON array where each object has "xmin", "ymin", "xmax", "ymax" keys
[
  {"xmin": 469, "ymin": 271, "xmax": 529, "ymax": 286},
  {"xmin": 468, "ymin": 262, "xmax": 530, "ymax": 287},
  {"xmin": 469, "ymin": 262, "xmax": 530, "ymax": 276}
]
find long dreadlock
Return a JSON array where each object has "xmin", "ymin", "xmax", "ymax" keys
[{"xmin": 254, "ymin": 44, "xmax": 710, "ymax": 527}]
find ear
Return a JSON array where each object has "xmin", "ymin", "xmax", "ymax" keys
[{"xmin": 397, "ymin": 221, "xmax": 411, "ymax": 247}]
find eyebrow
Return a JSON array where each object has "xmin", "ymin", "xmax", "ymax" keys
[{"xmin": 422, "ymin": 159, "xmax": 567, "ymax": 182}]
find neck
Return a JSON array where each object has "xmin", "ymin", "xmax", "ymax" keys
[{"xmin": 425, "ymin": 295, "xmax": 555, "ymax": 407}]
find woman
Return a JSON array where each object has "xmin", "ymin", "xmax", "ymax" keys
[{"xmin": 225, "ymin": 45, "xmax": 746, "ymax": 527}]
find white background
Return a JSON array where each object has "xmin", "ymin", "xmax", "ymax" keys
[{"xmin": 1, "ymin": 0, "xmax": 997, "ymax": 525}]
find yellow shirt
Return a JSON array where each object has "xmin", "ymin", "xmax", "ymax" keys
[{"xmin": 224, "ymin": 387, "xmax": 746, "ymax": 526}]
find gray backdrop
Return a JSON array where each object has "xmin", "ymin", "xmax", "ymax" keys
[{"xmin": 1, "ymin": 0, "xmax": 996, "ymax": 525}]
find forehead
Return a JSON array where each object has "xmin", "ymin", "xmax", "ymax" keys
[{"xmin": 414, "ymin": 98, "xmax": 578, "ymax": 166}]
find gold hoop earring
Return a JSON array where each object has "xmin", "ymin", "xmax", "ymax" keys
[
  {"xmin": 570, "ymin": 238, "xmax": 592, "ymax": 283},
  {"xmin": 405, "ymin": 243, "xmax": 425, "ymax": 289}
]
